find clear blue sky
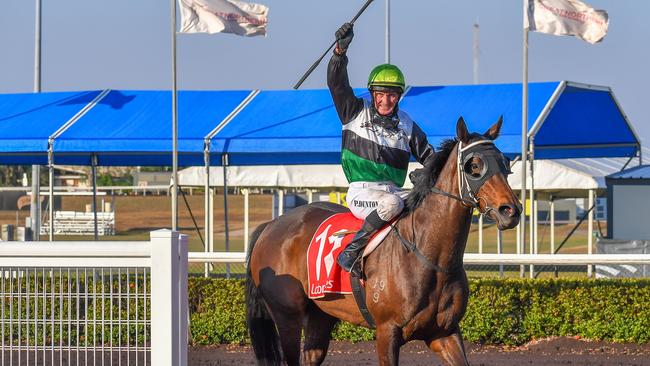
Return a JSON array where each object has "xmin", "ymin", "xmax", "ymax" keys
[{"xmin": 1, "ymin": 0, "xmax": 648, "ymax": 142}]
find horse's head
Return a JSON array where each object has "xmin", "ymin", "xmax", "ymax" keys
[{"xmin": 456, "ymin": 116, "xmax": 521, "ymax": 230}]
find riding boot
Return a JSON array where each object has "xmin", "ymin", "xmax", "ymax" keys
[{"xmin": 337, "ymin": 210, "xmax": 387, "ymax": 278}]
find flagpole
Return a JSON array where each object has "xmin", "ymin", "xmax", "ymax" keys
[
  {"xmin": 520, "ymin": 0, "xmax": 529, "ymax": 278},
  {"xmin": 473, "ymin": 18, "xmax": 479, "ymax": 85},
  {"xmin": 171, "ymin": 0, "xmax": 179, "ymax": 231},
  {"xmin": 31, "ymin": 0, "xmax": 42, "ymax": 241},
  {"xmin": 385, "ymin": 0, "xmax": 390, "ymax": 63}
]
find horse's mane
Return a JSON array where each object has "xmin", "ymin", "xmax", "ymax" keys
[{"xmin": 404, "ymin": 138, "xmax": 458, "ymax": 213}]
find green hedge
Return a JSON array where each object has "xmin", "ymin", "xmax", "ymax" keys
[
  {"xmin": 1, "ymin": 273, "xmax": 150, "ymax": 346},
  {"xmin": 6, "ymin": 276, "xmax": 646, "ymax": 346},
  {"xmin": 189, "ymin": 278, "xmax": 650, "ymax": 345}
]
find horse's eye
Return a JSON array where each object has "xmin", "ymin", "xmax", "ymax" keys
[{"xmin": 464, "ymin": 158, "xmax": 485, "ymax": 179}]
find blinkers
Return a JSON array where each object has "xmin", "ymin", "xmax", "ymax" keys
[{"xmin": 458, "ymin": 140, "xmax": 512, "ymax": 204}]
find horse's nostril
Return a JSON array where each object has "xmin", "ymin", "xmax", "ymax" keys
[{"xmin": 499, "ymin": 205, "xmax": 515, "ymax": 218}]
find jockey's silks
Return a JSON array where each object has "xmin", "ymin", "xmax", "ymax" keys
[{"xmin": 328, "ymin": 53, "xmax": 435, "ymax": 187}]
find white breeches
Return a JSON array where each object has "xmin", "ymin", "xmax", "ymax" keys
[{"xmin": 346, "ymin": 181, "xmax": 408, "ymax": 221}]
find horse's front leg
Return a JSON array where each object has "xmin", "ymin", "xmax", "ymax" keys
[
  {"xmin": 375, "ymin": 324, "xmax": 403, "ymax": 366},
  {"xmin": 425, "ymin": 328, "xmax": 470, "ymax": 366}
]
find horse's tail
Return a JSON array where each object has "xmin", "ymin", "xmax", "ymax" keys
[{"xmin": 246, "ymin": 222, "xmax": 283, "ymax": 365}]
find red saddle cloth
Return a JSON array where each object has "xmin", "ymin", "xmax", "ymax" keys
[{"xmin": 307, "ymin": 213, "xmax": 363, "ymax": 299}]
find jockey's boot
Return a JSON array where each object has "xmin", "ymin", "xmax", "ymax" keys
[{"xmin": 337, "ymin": 210, "xmax": 387, "ymax": 278}]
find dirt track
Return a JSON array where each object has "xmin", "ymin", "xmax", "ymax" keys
[{"xmin": 189, "ymin": 337, "xmax": 650, "ymax": 366}]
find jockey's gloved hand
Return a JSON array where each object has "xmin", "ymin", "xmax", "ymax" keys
[{"xmin": 335, "ymin": 23, "xmax": 354, "ymax": 54}]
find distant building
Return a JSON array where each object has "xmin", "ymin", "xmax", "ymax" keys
[
  {"xmin": 53, "ymin": 166, "xmax": 88, "ymax": 187},
  {"xmin": 133, "ymin": 171, "xmax": 171, "ymax": 194}
]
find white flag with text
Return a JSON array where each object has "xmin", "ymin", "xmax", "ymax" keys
[
  {"xmin": 524, "ymin": 0, "xmax": 608, "ymax": 44},
  {"xmin": 178, "ymin": 0, "xmax": 268, "ymax": 36}
]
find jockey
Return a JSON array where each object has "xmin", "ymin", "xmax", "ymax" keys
[{"xmin": 328, "ymin": 23, "xmax": 436, "ymax": 277}]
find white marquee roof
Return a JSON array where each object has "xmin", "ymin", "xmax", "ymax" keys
[{"xmin": 179, "ymin": 156, "xmax": 645, "ymax": 199}]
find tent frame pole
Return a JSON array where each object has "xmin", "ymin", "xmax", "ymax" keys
[
  {"xmin": 587, "ymin": 189, "xmax": 595, "ymax": 278},
  {"xmin": 278, "ymin": 189, "xmax": 285, "ymax": 216},
  {"xmin": 44, "ymin": 90, "xmax": 110, "ymax": 241},
  {"xmin": 222, "ymin": 154, "xmax": 230, "ymax": 278},
  {"xmin": 204, "ymin": 144, "xmax": 210, "ymax": 277},
  {"xmin": 528, "ymin": 81, "xmax": 566, "ymax": 137},
  {"xmin": 91, "ymin": 154, "xmax": 98, "ymax": 240},
  {"xmin": 209, "ymin": 189, "xmax": 214, "ymax": 256},
  {"xmin": 48, "ymin": 142, "xmax": 54, "ymax": 241},
  {"xmin": 243, "ymin": 188, "xmax": 249, "ymax": 254},
  {"xmin": 534, "ymin": 198, "xmax": 538, "ymax": 256},
  {"xmin": 550, "ymin": 195, "xmax": 555, "ymax": 255},
  {"xmin": 30, "ymin": 166, "xmax": 40, "ymax": 241},
  {"xmin": 200, "ymin": 90, "xmax": 259, "ymax": 278}
]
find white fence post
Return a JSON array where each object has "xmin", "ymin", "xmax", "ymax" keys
[
  {"xmin": 179, "ymin": 232, "xmax": 189, "ymax": 366},
  {"xmin": 150, "ymin": 229, "xmax": 188, "ymax": 366}
]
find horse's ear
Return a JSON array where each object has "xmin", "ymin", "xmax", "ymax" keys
[
  {"xmin": 484, "ymin": 115, "xmax": 503, "ymax": 140},
  {"xmin": 456, "ymin": 116, "xmax": 469, "ymax": 143}
]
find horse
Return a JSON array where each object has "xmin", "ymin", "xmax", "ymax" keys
[{"xmin": 245, "ymin": 116, "xmax": 521, "ymax": 366}]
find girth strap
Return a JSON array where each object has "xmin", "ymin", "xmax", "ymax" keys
[{"xmin": 350, "ymin": 275, "xmax": 376, "ymax": 329}]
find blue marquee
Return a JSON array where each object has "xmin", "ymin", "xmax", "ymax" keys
[{"xmin": 0, "ymin": 81, "xmax": 640, "ymax": 166}]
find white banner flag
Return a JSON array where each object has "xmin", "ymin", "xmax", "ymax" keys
[
  {"xmin": 524, "ymin": 0, "xmax": 608, "ymax": 44},
  {"xmin": 178, "ymin": 0, "xmax": 268, "ymax": 36}
]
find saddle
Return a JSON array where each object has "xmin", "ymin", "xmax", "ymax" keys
[{"xmin": 306, "ymin": 212, "xmax": 392, "ymax": 299}]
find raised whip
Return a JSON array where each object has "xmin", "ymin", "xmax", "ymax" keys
[{"xmin": 293, "ymin": 0, "xmax": 375, "ymax": 89}]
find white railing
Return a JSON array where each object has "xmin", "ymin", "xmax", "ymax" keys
[
  {"xmin": 187, "ymin": 252, "xmax": 650, "ymax": 266},
  {"xmin": 0, "ymin": 230, "xmax": 188, "ymax": 366},
  {"xmin": 0, "ymin": 186, "xmax": 169, "ymax": 193},
  {"xmin": 463, "ymin": 254, "xmax": 650, "ymax": 265},
  {"xmin": 188, "ymin": 252, "xmax": 246, "ymax": 263}
]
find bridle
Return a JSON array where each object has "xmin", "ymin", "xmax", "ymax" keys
[
  {"xmin": 391, "ymin": 138, "xmax": 513, "ymax": 274},
  {"xmin": 430, "ymin": 139, "xmax": 512, "ymax": 217}
]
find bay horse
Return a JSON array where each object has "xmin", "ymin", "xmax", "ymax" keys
[{"xmin": 246, "ymin": 117, "xmax": 521, "ymax": 366}]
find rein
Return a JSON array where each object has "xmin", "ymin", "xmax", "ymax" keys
[
  {"xmin": 390, "ymin": 139, "xmax": 506, "ymax": 274},
  {"xmin": 429, "ymin": 186, "xmax": 476, "ymax": 208},
  {"xmin": 391, "ymin": 216, "xmax": 452, "ymax": 274}
]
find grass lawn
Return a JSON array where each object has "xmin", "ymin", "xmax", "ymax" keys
[{"xmin": 0, "ymin": 193, "xmax": 601, "ymax": 277}]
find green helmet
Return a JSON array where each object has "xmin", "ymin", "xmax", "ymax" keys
[{"xmin": 367, "ymin": 64, "xmax": 405, "ymax": 93}]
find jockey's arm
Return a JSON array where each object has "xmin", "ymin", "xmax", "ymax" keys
[
  {"xmin": 327, "ymin": 51, "xmax": 364, "ymax": 125},
  {"xmin": 410, "ymin": 123, "xmax": 436, "ymax": 167}
]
